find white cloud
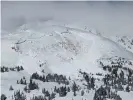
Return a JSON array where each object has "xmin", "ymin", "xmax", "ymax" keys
[{"xmin": 1, "ymin": 1, "xmax": 133, "ymax": 36}]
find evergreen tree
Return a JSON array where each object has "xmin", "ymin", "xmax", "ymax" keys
[
  {"xmin": 91, "ymin": 77, "xmax": 95, "ymax": 89},
  {"xmin": 81, "ymin": 90, "xmax": 84, "ymax": 96},
  {"xmin": 72, "ymin": 82, "xmax": 78, "ymax": 96},
  {"xmin": 93, "ymin": 86, "xmax": 107, "ymax": 100},
  {"xmin": 45, "ymin": 90, "xmax": 50, "ymax": 97},
  {"xmin": 54, "ymin": 86, "xmax": 57, "ymax": 92},
  {"xmin": 1, "ymin": 94, "xmax": 7, "ymax": 100},
  {"xmin": 5, "ymin": 67, "xmax": 9, "ymax": 72},
  {"xmin": 9, "ymin": 85, "xmax": 14, "ymax": 91},
  {"xmin": 20, "ymin": 66, "xmax": 24, "ymax": 71},
  {"xmin": 17, "ymin": 66, "xmax": 20, "ymax": 72},
  {"xmin": 42, "ymin": 88, "xmax": 46, "ymax": 94},
  {"xmin": 1, "ymin": 67, "xmax": 4, "ymax": 73},
  {"xmin": 24, "ymin": 80, "xmax": 27, "ymax": 85},
  {"xmin": 28, "ymin": 79, "xmax": 39, "ymax": 90},
  {"xmin": 17, "ymin": 80, "xmax": 19, "ymax": 84},
  {"xmin": 50, "ymin": 92, "xmax": 56, "ymax": 100},
  {"xmin": 20, "ymin": 78, "xmax": 23, "ymax": 84},
  {"xmin": 59, "ymin": 86, "xmax": 67, "ymax": 97},
  {"xmin": 126, "ymin": 85, "xmax": 130, "ymax": 92},
  {"xmin": 67, "ymin": 87, "xmax": 70, "ymax": 92},
  {"xmin": 13, "ymin": 90, "xmax": 26, "ymax": 100}
]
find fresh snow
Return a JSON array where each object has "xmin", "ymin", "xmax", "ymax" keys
[
  {"xmin": 1, "ymin": 22, "xmax": 133, "ymax": 76},
  {"xmin": 1, "ymin": 21, "xmax": 133, "ymax": 100}
]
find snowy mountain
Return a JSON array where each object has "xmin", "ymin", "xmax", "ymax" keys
[
  {"xmin": 110, "ymin": 36, "xmax": 133, "ymax": 53},
  {"xmin": 1, "ymin": 21, "xmax": 133, "ymax": 100},
  {"xmin": 2, "ymin": 21, "xmax": 133, "ymax": 75}
]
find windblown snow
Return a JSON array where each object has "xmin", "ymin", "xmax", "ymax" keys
[{"xmin": 1, "ymin": 21, "xmax": 133, "ymax": 76}]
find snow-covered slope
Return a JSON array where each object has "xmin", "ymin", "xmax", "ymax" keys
[
  {"xmin": 1, "ymin": 21, "xmax": 133, "ymax": 100},
  {"xmin": 111, "ymin": 36, "xmax": 133, "ymax": 53},
  {"xmin": 1, "ymin": 21, "xmax": 133, "ymax": 76}
]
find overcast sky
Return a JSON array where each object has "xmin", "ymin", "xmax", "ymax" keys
[{"xmin": 1, "ymin": 1, "xmax": 133, "ymax": 36}]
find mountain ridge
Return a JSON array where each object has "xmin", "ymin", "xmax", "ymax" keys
[{"xmin": 1, "ymin": 22, "xmax": 133, "ymax": 76}]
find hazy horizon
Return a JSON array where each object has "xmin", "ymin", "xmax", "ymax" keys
[{"xmin": 1, "ymin": 1, "xmax": 133, "ymax": 37}]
